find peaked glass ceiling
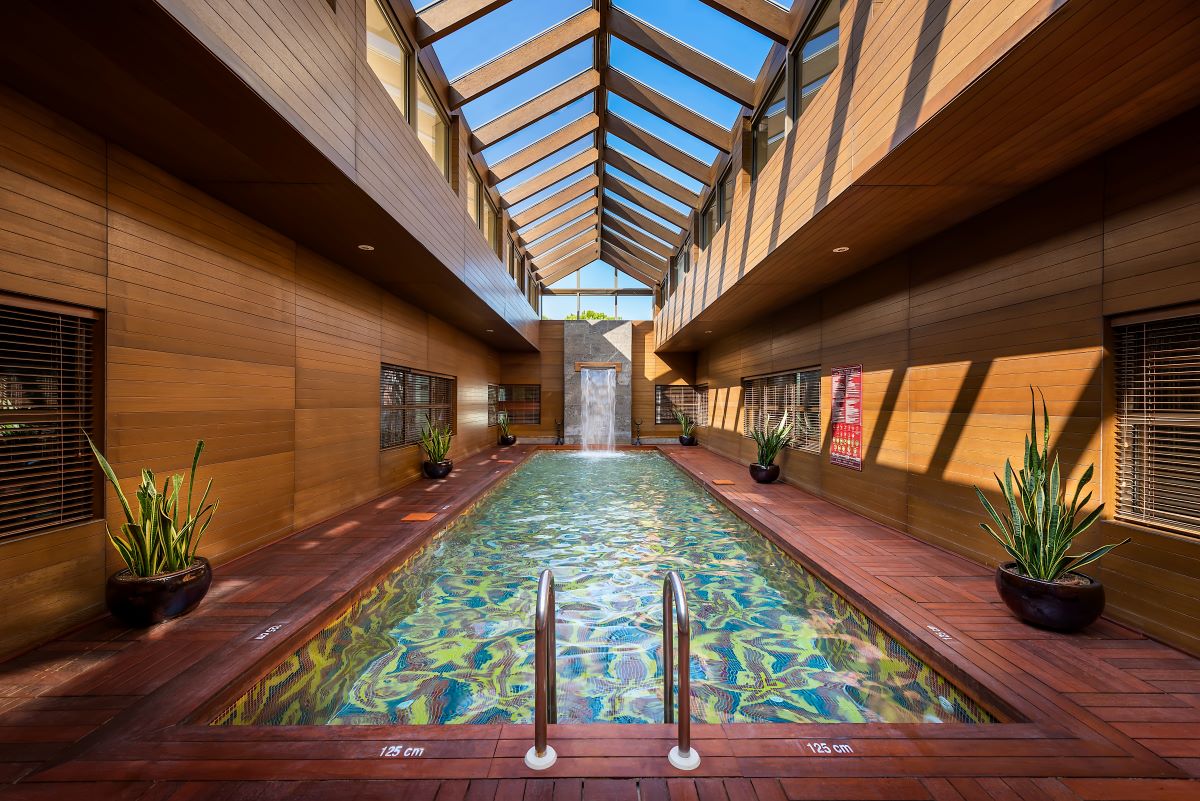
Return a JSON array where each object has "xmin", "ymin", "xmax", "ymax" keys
[{"xmin": 419, "ymin": 0, "xmax": 789, "ymax": 287}]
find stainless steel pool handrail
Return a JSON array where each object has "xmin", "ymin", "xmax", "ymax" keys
[
  {"xmin": 662, "ymin": 570, "xmax": 700, "ymax": 770},
  {"xmin": 525, "ymin": 569, "xmax": 557, "ymax": 770}
]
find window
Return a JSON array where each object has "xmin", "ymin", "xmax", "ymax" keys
[
  {"xmin": 1114, "ymin": 312, "xmax": 1200, "ymax": 536},
  {"xmin": 483, "ymin": 194, "xmax": 500, "ymax": 256},
  {"xmin": 719, "ymin": 167, "xmax": 736, "ymax": 225},
  {"xmin": 699, "ymin": 196, "xmax": 718, "ymax": 250},
  {"xmin": 0, "ymin": 299, "xmax": 99, "ymax": 540},
  {"xmin": 497, "ymin": 384, "xmax": 541, "ymax": 425},
  {"xmin": 793, "ymin": 0, "xmax": 840, "ymax": 117},
  {"xmin": 365, "ymin": 0, "xmax": 410, "ymax": 121},
  {"xmin": 380, "ymin": 364, "xmax": 455, "ymax": 449},
  {"xmin": 753, "ymin": 74, "xmax": 787, "ymax": 176},
  {"xmin": 416, "ymin": 70, "xmax": 449, "ymax": 180},
  {"xmin": 742, "ymin": 369, "xmax": 820, "ymax": 452},
  {"xmin": 466, "ymin": 168, "xmax": 481, "ymax": 225},
  {"xmin": 656, "ymin": 384, "xmax": 709, "ymax": 427}
]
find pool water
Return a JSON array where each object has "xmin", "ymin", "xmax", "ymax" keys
[{"xmin": 216, "ymin": 452, "xmax": 993, "ymax": 726}]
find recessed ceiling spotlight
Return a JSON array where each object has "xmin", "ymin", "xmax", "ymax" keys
[
  {"xmin": 485, "ymin": 329, "xmax": 494, "ymax": 333},
  {"xmin": 357, "ymin": 244, "xmax": 375, "ymax": 251},
  {"xmin": 832, "ymin": 246, "xmax": 850, "ymax": 253},
  {"xmin": 704, "ymin": 330, "xmax": 713, "ymax": 334}
]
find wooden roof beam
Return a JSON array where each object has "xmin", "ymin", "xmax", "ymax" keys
[
  {"xmin": 601, "ymin": 247, "xmax": 661, "ymax": 286},
  {"xmin": 537, "ymin": 243, "xmax": 601, "ymax": 283},
  {"xmin": 605, "ymin": 68, "xmax": 731, "ymax": 152},
  {"xmin": 535, "ymin": 228, "xmax": 599, "ymax": 267},
  {"xmin": 510, "ymin": 174, "xmax": 598, "ymax": 227},
  {"xmin": 416, "ymin": 0, "xmax": 514, "ymax": 47},
  {"xmin": 527, "ymin": 213, "xmax": 599, "ymax": 259},
  {"xmin": 604, "ymin": 148, "xmax": 699, "ymax": 208},
  {"xmin": 501, "ymin": 147, "xmax": 598, "ymax": 207},
  {"xmin": 605, "ymin": 174, "xmax": 690, "ymax": 230},
  {"xmin": 608, "ymin": 8, "xmax": 755, "ymax": 106},
  {"xmin": 602, "ymin": 194, "xmax": 684, "ymax": 246},
  {"xmin": 606, "ymin": 114, "xmax": 712, "ymax": 186},
  {"xmin": 602, "ymin": 228, "xmax": 669, "ymax": 272},
  {"xmin": 517, "ymin": 194, "xmax": 598, "ymax": 246},
  {"xmin": 448, "ymin": 9, "xmax": 600, "ymax": 108},
  {"xmin": 488, "ymin": 113, "xmax": 599, "ymax": 185},
  {"xmin": 602, "ymin": 211, "xmax": 674, "ymax": 260},
  {"xmin": 695, "ymin": 0, "xmax": 790, "ymax": 44},
  {"xmin": 470, "ymin": 70, "xmax": 599, "ymax": 152}
]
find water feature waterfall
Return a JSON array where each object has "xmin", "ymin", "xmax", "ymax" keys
[{"xmin": 580, "ymin": 367, "xmax": 616, "ymax": 451}]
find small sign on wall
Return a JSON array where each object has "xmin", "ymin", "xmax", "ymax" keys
[{"xmin": 830, "ymin": 364, "xmax": 863, "ymax": 470}]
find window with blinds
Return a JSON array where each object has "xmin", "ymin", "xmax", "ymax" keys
[
  {"xmin": 496, "ymin": 384, "xmax": 540, "ymax": 425},
  {"xmin": 1, "ymin": 300, "xmax": 99, "ymax": 540},
  {"xmin": 1114, "ymin": 312, "xmax": 1200, "ymax": 536},
  {"xmin": 742, "ymin": 369, "xmax": 820, "ymax": 452},
  {"xmin": 655, "ymin": 384, "xmax": 709, "ymax": 426},
  {"xmin": 380, "ymin": 364, "xmax": 455, "ymax": 449}
]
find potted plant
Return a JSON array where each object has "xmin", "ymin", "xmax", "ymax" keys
[
  {"xmin": 975, "ymin": 392, "xmax": 1129, "ymax": 632},
  {"xmin": 748, "ymin": 414, "xmax": 793, "ymax": 483},
  {"xmin": 420, "ymin": 421, "xmax": 454, "ymax": 478},
  {"xmin": 497, "ymin": 411, "xmax": 517, "ymax": 447},
  {"xmin": 674, "ymin": 409, "xmax": 698, "ymax": 446},
  {"xmin": 86, "ymin": 435, "xmax": 218, "ymax": 627}
]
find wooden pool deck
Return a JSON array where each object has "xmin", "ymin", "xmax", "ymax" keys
[{"xmin": 0, "ymin": 445, "xmax": 1197, "ymax": 800}]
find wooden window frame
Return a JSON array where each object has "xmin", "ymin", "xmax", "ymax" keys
[
  {"xmin": 364, "ymin": 0, "xmax": 413, "ymax": 122},
  {"xmin": 416, "ymin": 67, "xmax": 451, "ymax": 181}
]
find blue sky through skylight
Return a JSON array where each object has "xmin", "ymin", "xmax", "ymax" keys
[
  {"xmin": 608, "ymin": 40, "xmax": 742, "ymax": 128},
  {"xmin": 482, "ymin": 95, "xmax": 595, "ymax": 163},
  {"xmin": 459, "ymin": 42, "xmax": 593, "ymax": 129},
  {"xmin": 508, "ymin": 167, "xmax": 595, "ymax": 217},
  {"xmin": 606, "ymin": 95, "xmax": 717, "ymax": 165},
  {"xmin": 605, "ymin": 136, "xmax": 703, "ymax": 196},
  {"xmin": 614, "ymin": 0, "xmax": 773, "ymax": 80},
  {"xmin": 605, "ymin": 166, "xmax": 689, "ymax": 216},
  {"xmin": 434, "ymin": 0, "xmax": 589, "ymax": 80},
  {"xmin": 496, "ymin": 135, "xmax": 594, "ymax": 195}
]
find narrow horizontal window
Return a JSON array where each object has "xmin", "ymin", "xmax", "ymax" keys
[
  {"xmin": 655, "ymin": 384, "xmax": 708, "ymax": 427},
  {"xmin": 742, "ymin": 369, "xmax": 820, "ymax": 452},
  {"xmin": 0, "ymin": 299, "xmax": 100, "ymax": 540},
  {"xmin": 380, "ymin": 364, "xmax": 455, "ymax": 449},
  {"xmin": 497, "ymin": 384, "xmax": 541, "ymax": 425},
  {"xmin": 1114, "ymin": 312, "xmax": 1200, "ymax": 537}
]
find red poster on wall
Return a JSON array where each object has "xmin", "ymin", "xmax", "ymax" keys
[{"xmin": 830, "ymin": 364, "xmax": 863, "ymax": 470}]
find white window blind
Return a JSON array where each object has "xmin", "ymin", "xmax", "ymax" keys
[
  {"xmin": 655, "ymin": 384, "xmax": 708, "ymax": 426},
  {"xmin": 742, "ymin": 369, "xmax": 820, "ymax": 452},
  {"xmin": 1114, "ymin": 313, "xmax": 1200, "ymax": 536},
  {"xmin": 0, "ymin": 300, "xmax": 99, "ymax": 540},
  {"xmin": 380, "ymin": 365, "xmax": 455, "ymax": 449}
]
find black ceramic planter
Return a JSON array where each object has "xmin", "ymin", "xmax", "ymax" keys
[
  {"xmin": 995, "ymin": 562, "xmax": 1105, "ymax": 632},
  {"xmin": 106, "ymin": 557, "xmax": 212, "ymax": 628},
  {"xmin": 679, "ymin": 435, "xmax": 698, "ymax": 446},
  {"xmin": 749, "ymin": 463, "xmax": 780, "ymax": 483},
  {"xmin": 499, "ymin": 434, "xmax": 517, "ymax": 447},
  {"xmin": 422, "ymin": 459, "xmax": 453, "ymax": 479}
]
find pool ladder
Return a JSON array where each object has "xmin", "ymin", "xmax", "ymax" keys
[{"xmin": 523, "ymin": 568, "xmax": 700, "ymax": 772}]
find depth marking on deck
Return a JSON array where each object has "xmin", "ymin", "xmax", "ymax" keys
[
  {"xmin": 926, "ymin": 624, "xmax": 954, "ymax": 642},
  {"xmin": 378, "ymin": 745, "xmax": 426, "ymax": 757},
  {"xmin": 803, "ymin": 741, "xmax": 854, "ymax": 754},
  {"xmin": 253, "ymin": 623, "xmax": 285, "ymax": 641}
]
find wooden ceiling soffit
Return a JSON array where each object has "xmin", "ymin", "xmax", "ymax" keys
[
  {"xmin": 470, "ymin": 70, "xmax": 599, "ymax": 152},
  {"xmin": 605, "ymin": 68, "xmax": 730, "ymax": 152},
  {"xmin": 605, "ymin": 174, "xmax": 690, "ymax": 230},
  {"xmin": 602, "ymin": 194, "xmax": 684, "ymax": 246},
  {"xmin": 695, "ymin": 0, "xmax": 791, "ymax": 44},
  {"xmin": 608, "ymin": 8, "xmax": 755, "ymax": 106},
  {"xmin": 606, "ymin": 115, "xmax": 714, "ymax": 186},
  {"xmin": 601, "ymin": 212, "xmax": 674, "ymax": 260},
  {"xmin": 602, "ymin": 228, "xmax": 669, "ymax": 272},
  {"xmin": 502, "ymin": 147, "xmax": 598, "ymax": 207},
  {"xmin": 448, "ymin": 9, "xmax": 600, "ymax": 109},
  {"xmin": 415, "ymin": 0, "xmax": 515, "ymax": 46},
  {"xmin": 510, "ymin": 175, "xmax": 598, "ymax": 227},
  {"xmin": 538, "ymin": 243, "xmax": 601, "ymax": 283},
  {"xmin": 517, "ymin": 195, "xmax": 598, "ymax": 246},
  {"xmin": 526, "ymin": 212, "xmax": 599, "ymax": 259},
  {"xmin": 488, "ymin": 113, "xmax": 599, "ymax": 184},
  {"xmin": 604, "ymin": 148, "xmax": 699, "ymax": 207}
]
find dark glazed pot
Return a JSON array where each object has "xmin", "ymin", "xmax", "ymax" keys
[
  {"xmin": 679, "ymin": 435, "xmax": 698, "ymax": 446},
  {"xmin": 749, "ymin": 463, "xmax": 780, "ymax": 484},
  {"xmin": 499, "ymin": 434, "xmax": 517, "ymax": 447},
  {"xmin": 995, "ymin": 562, "xmax": 1105, "ymax": 632},
  {"xmin": 106, "ymin": 557, "xmax": 212, "ymax": 628},
  {"xmin": 422, "ymin": 459, "xmax": 453, "ymax": 479}
]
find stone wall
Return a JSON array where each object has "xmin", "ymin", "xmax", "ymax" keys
[{"xmin": 563, "ymin": 320, "xmax": 632, "ymax": 445}]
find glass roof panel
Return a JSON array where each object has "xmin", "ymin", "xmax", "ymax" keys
[
  {"xmin": 578, "ymin": 261, "xmax": 615, "ymax": 287},
  {"xmin": 482, "ymin": 95, "xmax": 595, "ymax": 163},
  {"xmin": 613, "ymin": 0, "xmax": 773, "ymax": 80},
  {"xmin": 496, "ymin": 135, "xmax": 594, "ymax": 195},
  {"xmin": 460, "ymin": 42, "xmax": 594, "ymax": 129},
  {"xmin": 547, "ymin": 273, "xmax": 578, "ymax": 289},
  {"xmin": 516, "ymin": 189, "xmax": 596, "ymax": 231},
  {"xmin": 432, "ymin": 0, "xmax": 591, "ymax": 80},
  {"xmin": 603, "ymin": 192, "xmax": 681, "ymax": 233},
  {"xmin": 606, "ymin": 94, "xmax": 718, "ymax": 165},
  {"xmin": 616, "ymin": 270, "xmax": 648, "ymax": 289},
  {"xmin": 526, "ymin": 211, "xmax": 595, "ymax": 248},
  {"xmin": 605, "ymin": 136, "xmax": 703, "ymax": 196},
  {"xmin": 508, "ymin": 166, "xmax": 596, "ymax": 216},
  {"xmin": 605, "ymin": 166, "xmax": 691, "ymax": 216},
  {"xmin": 608, "ymin": 39, "xmax": 741, "ymax": 128},
  {"xmin": 603, "ymin": 213, "xmax": 673, "ymax": 249}
]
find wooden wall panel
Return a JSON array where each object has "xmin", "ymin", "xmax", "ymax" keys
[
  {"xmin": 0, "ymin": 88, "xmax": 503, "ymax": 659},
  {"xmin": 696, "ymin": 113, "xmax": 1200, "ymax": 655},
  {"xmin": 499, "ymin": 321, "xmax": 563, "ymax": 440}
]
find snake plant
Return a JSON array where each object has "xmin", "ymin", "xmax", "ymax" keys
[
  {"xmin": 750, "ymin": 413, "xmax": 793, "ymax": 466},
  {"xmin": 673, "ymin": 408, "xmax": 696, "ymax": 438},
  {"xmin": 86, "ymin": 434, "xmax": 218, "ymax": 578},
  {"xmin": 497, "ymin": 411, "xmax": 512, "ymax": 438},
  {"xmin": 420, "ymin": 421, "xmax": 453, "ymax": 462},
  {"xmin": 974, "ymin": 390, "xmax": 1128, "ymax": 582}
]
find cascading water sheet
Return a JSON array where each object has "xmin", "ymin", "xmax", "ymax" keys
[{"xmin": 580, "ymin": 367, "xmax": 616, "ymax": 452}]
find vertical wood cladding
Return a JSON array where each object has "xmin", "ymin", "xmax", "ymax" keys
[
  {"xmin": 0, "ymin": 86, "xmax": 498, "ymax": 658},
  {"xmin": 696, "ymin": 112, "xmax": 1200, "ymax": 656}
]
